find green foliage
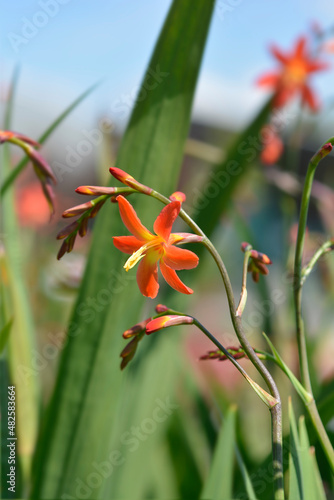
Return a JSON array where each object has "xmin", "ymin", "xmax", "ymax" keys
[
  {"xmin": 201, "ymin": 405, "xmax": 237, "ymax": 499},
  {"xmin": 30, "ymin": 1, "xmax": 215, "ymax": 498},
  {"xmin": 288, "ymin": 400, "xmax": 326, "ymax": 500}
]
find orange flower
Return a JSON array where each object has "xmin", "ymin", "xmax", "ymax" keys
[
  {"xmin": 257, "ymin": 37, "xmax": 328, "ymax": 111},
  {"xmin": 113, "ymin": 195, "xmax": 202, "ymax": 298}
]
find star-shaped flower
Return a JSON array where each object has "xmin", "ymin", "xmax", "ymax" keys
[
  {"xmin": 257, "ymin": 37, "xmax": 328, "ymax": 111},
  {"xmin": 113, "ymin": 195, "xmax": 202, "ymax": 298}
]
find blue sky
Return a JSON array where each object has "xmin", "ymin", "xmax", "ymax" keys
[{"xmin": 1, "ymin": 0, "xmax": 334, "ymax": 133}]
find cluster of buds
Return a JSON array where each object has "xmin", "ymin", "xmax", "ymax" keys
[
  {"xmin": 200, "ymin": 346, "xmax": 265, "ymax": 362},
  {"xmin": 56, "ymin": 194, "xmax": 110, "ymax": 259},
  {"xmin": 57, "ymin": 166, "xmax": 189, "ymax": 261},
  {"xmin": 120, "ymin": 305, "xmax": 194, "ymax": 369},
  {"xmin": 56, "ymin": 167, "xmax": 151, "ymax": 260},
  {"xmin": 241, "ymin": 242, "xmax": 272, "ymax": 282},
  {"xmin": 0, "ymin": 130, "xmax": 56, "ymax": 215}
]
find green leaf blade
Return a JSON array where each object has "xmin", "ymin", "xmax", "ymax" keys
[
  {"xmin": 31, "ymin": 2, "xmax": 215, "ymax": 498},
  {"xmin": 201, "ymin": 405, "xmax": 237, "ymax": 500}
]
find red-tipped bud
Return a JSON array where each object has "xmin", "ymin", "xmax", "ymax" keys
[
  {"xmin": 169, "ymin": 191, "xmax": 186, "ymax": 203},
  {"xmin": 0, "ymin": 130, "xmax": 40, "ymax": 147},
  {"xmin": 146, "ymin": 315, "xmax": 193, "ymax": 335},
  {"xmin": 255, "ymin": 261, "xmax": 270, "ymax": 275},
  {"xmin": 249, "ymin": 249, "xmax": 272, "ymax": 265},
  {"xmin": 120, "ymin": 331, "xmax": 145, "ymax": 370},
  {"xmin": 109, "ymin": 167, "xmax": 152, "ymax": 195},
  {"xmin": 241, "ymin": 242, "xmax": 252, "ymax": 253},
  {"xmin": 321, "ymin": 142, "xmax": 333, "ymax": 156},
  {"xmin": 56, "ymin": 221, "xmax": 79, "ymax": 240},
  {"xmin": 200, "ymin": 346, "xmax": 246, "ymax": 362},
  {"xmin": 88, "ymin": 199, "xmax": 106, "ymax": 218},
  {"xmin": 62, "ymin": 201, "xmax": 93, "ymax": 218},
  {"xmin": 75, "ymin": 186, "xmax": 118, "ymax": 196},
  {"xmin": 57, "ymin": 240, "xmax": 69, "ymax": 260},
  {"xmin": 29, "ymin": 147, "xmax": 57, "ymax": 183},
  {"xmin": 66, "ymin": 233, "xmax": 76, "ymax": 253},
  {"xmin": 122, "ymin": 318, "xmax": 151, "ymax": 339},
  {"xmin": 252, "ymin": 270, "xmax": 260, "ymax": 283},
  {"xmin": 120, "ymin": 337, "xmax": 139, "ymax": 370},
  {"xmin": 155, "ymin": 304, "xmax": 169, "ymax": 313},
  {"xmin": 78, "ymin": 217, "xmax": 89, "ymax": 237}
]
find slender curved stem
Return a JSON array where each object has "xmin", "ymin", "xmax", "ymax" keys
[
  {"xmin": 150, "ymin": 189, "xmax": 284, "ymax": 498},
  {"xmin": 236, "ymin": 247, "xmax": 251, "ymax": 316},
  {"xmin": 293, "ymin": 139, "xmax": 334, "ymax": 470},
  {"xmin": 301, "ymin": 239, "xmax": 333, "ymax": 287}
]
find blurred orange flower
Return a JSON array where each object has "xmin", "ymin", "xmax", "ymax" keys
[
  {"xmin": 261, "ymin": 129, "xmax": 284, "ymax": 165},
  {"xmin": 257, "ymin": 37, "xmax": 328, "ymax": 111},
  {"xmin": 16, "ymin": 182, "xmax": 50, "ymax": 227}
]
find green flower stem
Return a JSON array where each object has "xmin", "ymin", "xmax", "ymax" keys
[
  {"xmin": 150, "ymin": 189, "xmax": 284, "ymax": 499},
  {"xmin": 293, "ymin": 139, "xmax": 334, "ymax": 471},
  {"xmin": 300, "ymin": 239, "xmax": 333, "ymax": 287},
  {"xmin": 192, "ymin": 319, "xmax": 278, "ymax": 408}
]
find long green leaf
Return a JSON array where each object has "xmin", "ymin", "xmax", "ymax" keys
[
  {"xmin": 31, "ymin": 2, "xmax": 215, "ymax": 498},
  {"xmin": 262, "ymin": 332, "xmax": 312, "ymax": 405},
  {"xmin": 288, "ymin": 400, "xmax": 303, "ymax": 500},
  {"xmin": 193, "ymin": 99, "xmax": 272, "ymax": 240},
  {"xmin": 287, "ymin": 400, "xmax": 326, "ymax": 500},
  {"xmin": 298, "ymin": 416, "xmax": 326, "ymax": 500},
  {"xmin": 1, "ymin": 81, "xmax": 100, "ymax": 195},
  {"xmin": 201, "ymin": 405, "xmax": 237, "ymax": 500},
  {"xmin": 0, "ymin": 318, "xmax": 13, "ymax": 354},
  {"xmin": 1, "ymin": 67, "xmax": 40, "ymax": 482}
]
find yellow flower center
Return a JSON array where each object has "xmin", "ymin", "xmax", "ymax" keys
[
  {"xmin": 285, "ymin": 60, "xmax": 307, "ymax": 85},
  {"xmin": 124, "ymin": 239, "xmax": 164, "ymax": 272}
]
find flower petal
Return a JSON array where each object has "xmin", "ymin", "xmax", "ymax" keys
[
  {"xmin": 136, "ymin": 255, "xmax": 159, "ymax": 298},
  {"xmin": 294, "ymin": 37, "xmax": 307, "ymax": 59},
  {"xmin": 273, "ymin": 85, "xmax": 297, "ymax": 108},
  {"xmin": 163, "ymin": 245, "xmax": 199, "ymax": 270},
  {"xmin": 113, "ymin": 236, "xmax": 143, "ymax": 254},
  {"xmin": 153, "ymin": 201, "xmax": 181, "ymax": 241},
  {"xmin": 256, "ymin": 72, "xmax": 280, "ymax": 88},
  {"xmin": 116, "ymin": 195, "xmax": 153, "ymax": 241},
  {"xmin": 301, "ymin": 84, "xmax": 319, "ymax": 112},
  {"xmin": 270, "ymin": 45, "xmax": 289, "ymax": 64},
  {"xmin": 159, "ymin": 260, "xmax": 193, "ymax": 295}
]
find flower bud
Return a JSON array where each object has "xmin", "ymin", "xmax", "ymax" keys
[
  {"xmin": 62, "ymin": 201, "xmax": 93, "ymax": 218},
  {"xmin": 169, "ymin": 191, "xmax": 186, "ymax": 203},
  {"xmin": 122, "ymin": 318, "xmax": 151, "ymax": 339},
  {"xmin": 75, "ymin": 186, "xmax": 117, "ymax": 196},
  {"xmin": 109, "ymin": 167, "xmax": 152, "ymax": 195},
  {"xmin": 146, "ymin": 315, "xmax": 193, "ymax": 335},
  {"xmin": 155, "ymin": 304, "xmax": 169, "ymax": 313}
]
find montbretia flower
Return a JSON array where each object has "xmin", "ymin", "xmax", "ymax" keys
[
  {"xmin": 261, "ymin": 128, "xmax": 284, "ymax": 165},
  {"xmin": 113, "ymin": 195, "xmax": 202, "ymax": 298},
  {"xmin": 257, "ymin": 36, "xmax": 328, "ymax": 111}
]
